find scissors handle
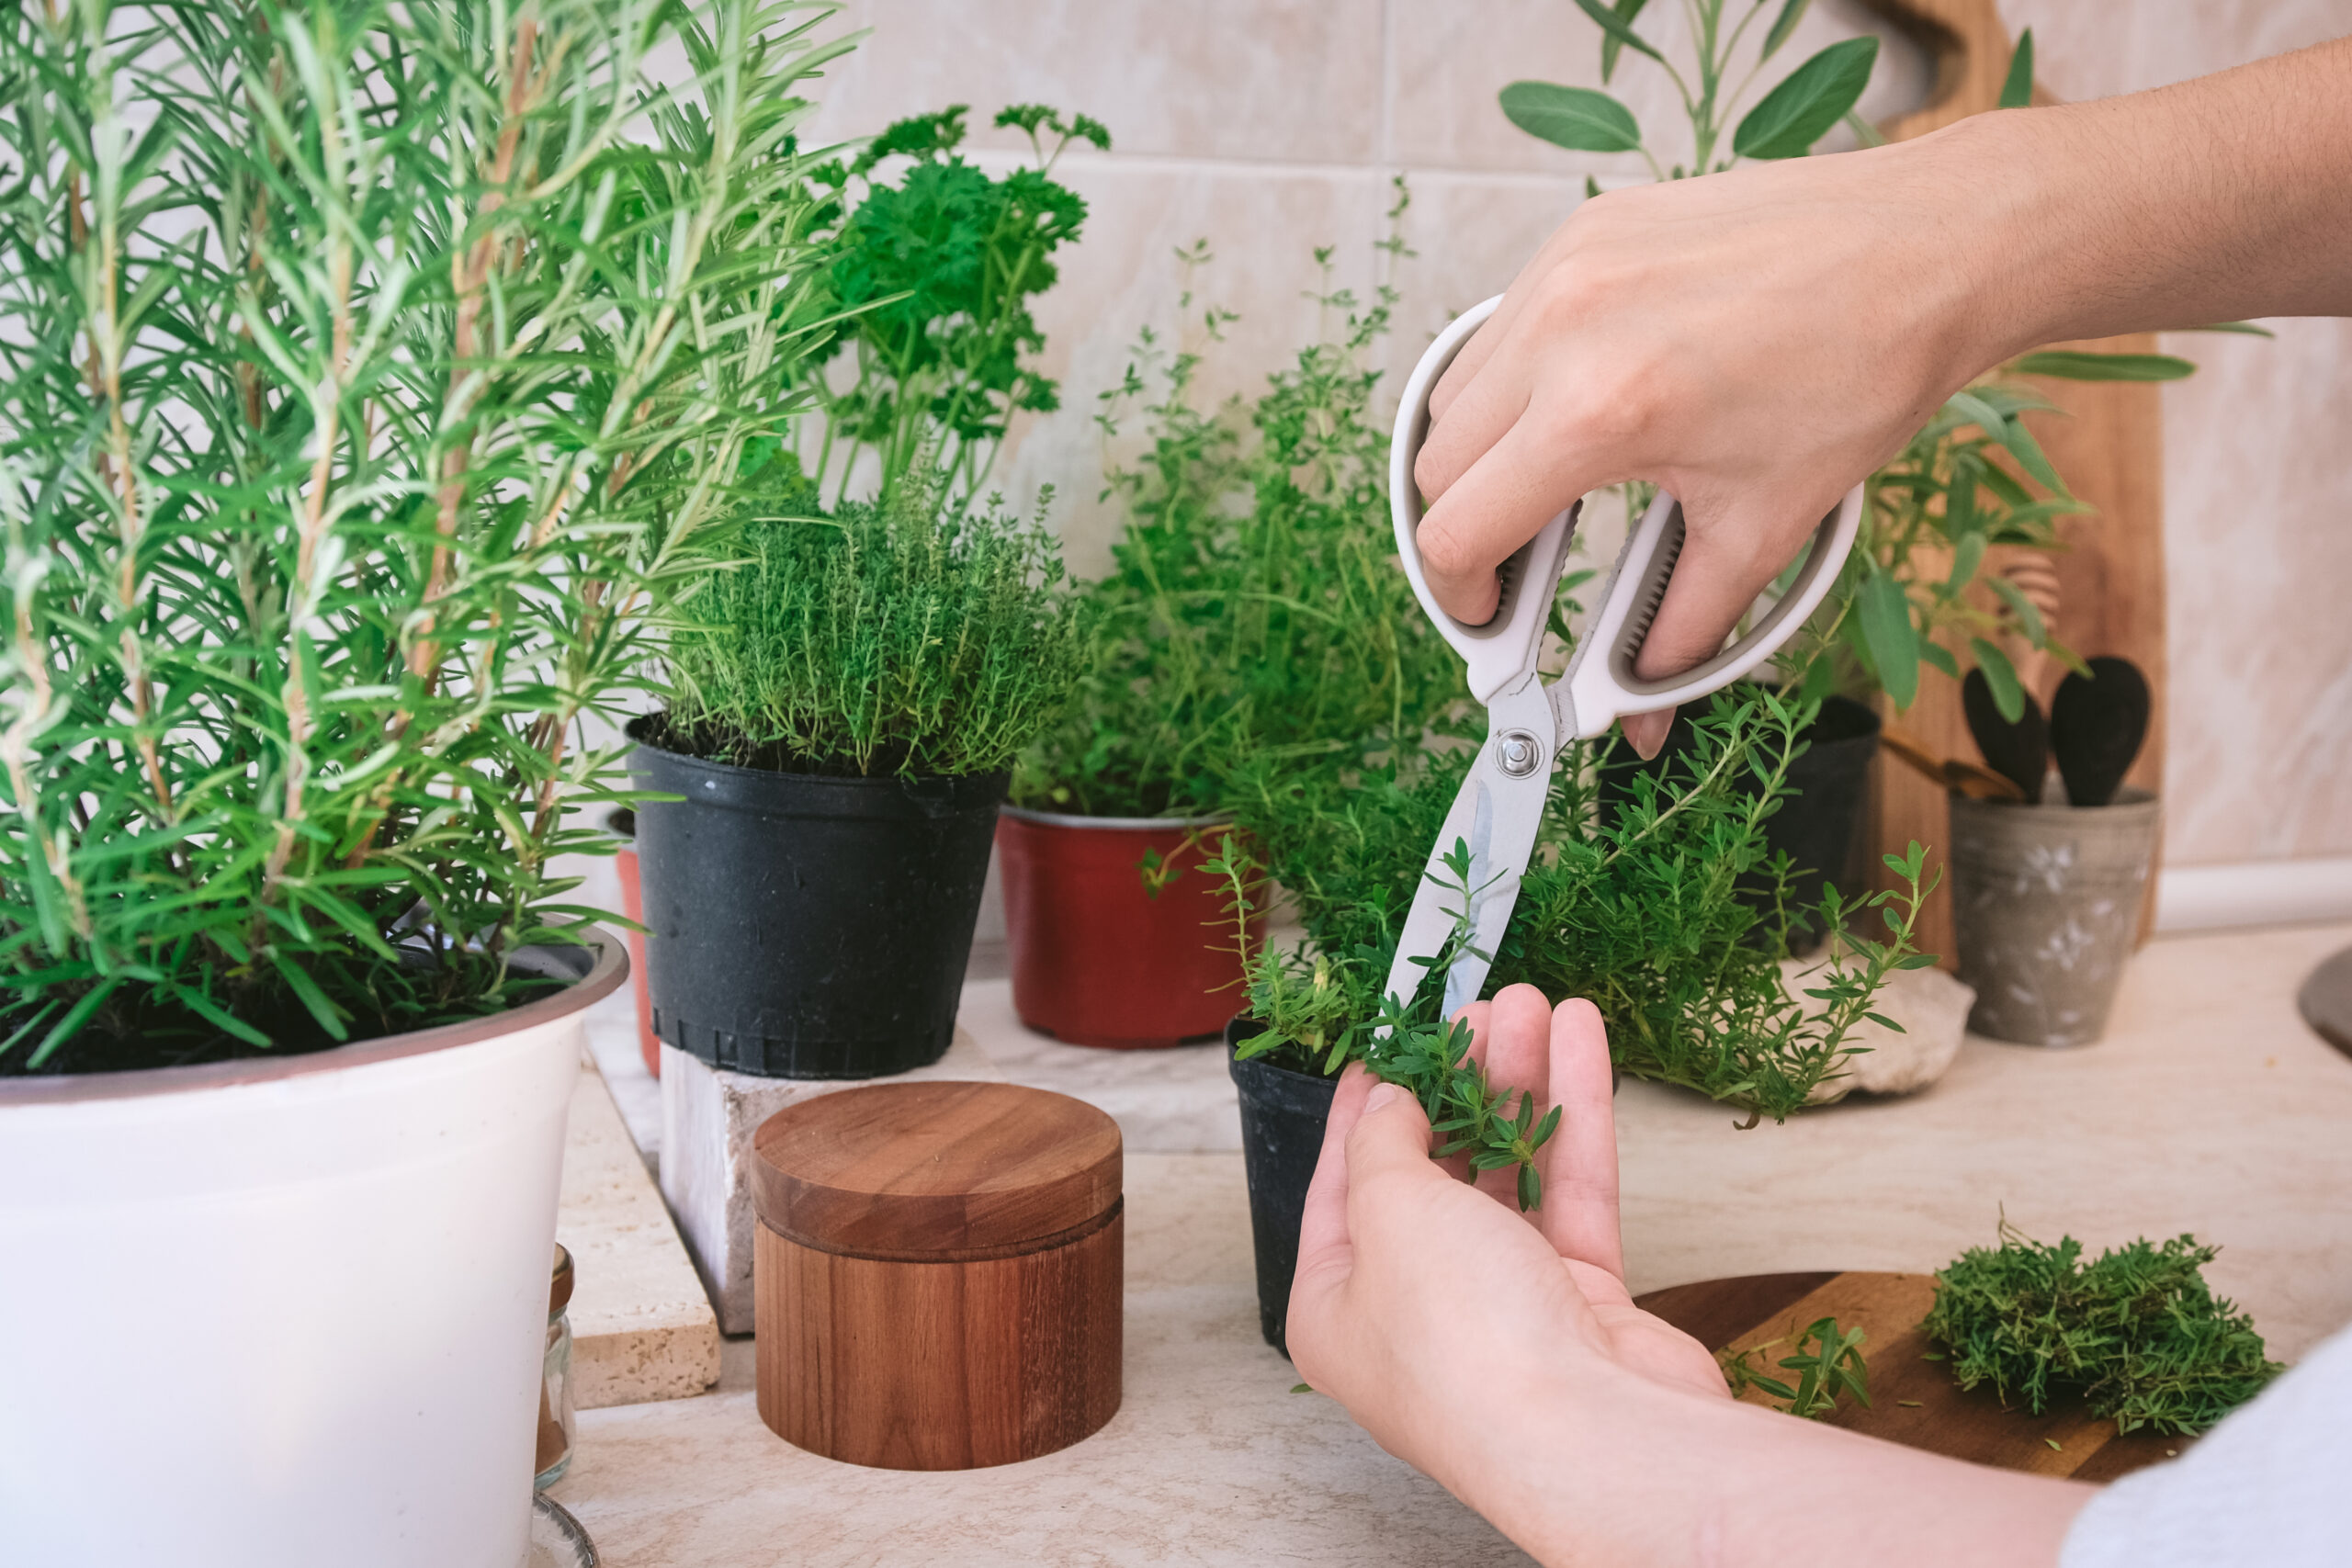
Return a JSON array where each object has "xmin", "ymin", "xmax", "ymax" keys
[
  {"xmin": 1556, "ymin": 483, "xmax": 1861, "ymax": 739},
  {"xmin": 1391, "ymin": 292, "xmax": 1863, "ymax": 729},
  {"xmin": 1389, "ymin": 297, "xmax": 1577, "ymax": 705}
]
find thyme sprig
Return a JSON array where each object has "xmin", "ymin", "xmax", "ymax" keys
[
  {"xmin": 1722, "ymin": 1315, "xmax": 1872, "ymax": 1420},
  {"xmin": 1211, "ymin": 835, "xmax": 1564, "ymax": 1211}
]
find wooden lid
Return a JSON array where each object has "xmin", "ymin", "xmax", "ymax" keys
[{"xmin": 750, "ymin": 1082, "xmax": 1122, "ymax": 1259}]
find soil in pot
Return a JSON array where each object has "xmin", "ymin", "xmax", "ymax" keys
[
  {"xmin": 1949, "ymin": 787, "xmax": 2161, "ymax": 1047},
  {"xmin": 1600, "ymin": 692, "xmax": 1882, "ymax": 953},
  {"xmin": 1227, "ymin": 1016, "xmax": 1338, "ymax": 1358},
  {"xmin": 629, "ymin": 716, "xmax": 1004, "ymax": 1079},
  {"xmin": 997, "ymin": 809, "xmax": 1251, "ymax": 1048}
]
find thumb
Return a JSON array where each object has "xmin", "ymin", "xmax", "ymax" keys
[
  {"xmin": 1621, "ymin": 494, "xmax": 1835, "ymax": 758},
  {"xmin": 1342, "ymin": 1080, "xmax": 1440, "ymax": 1208}
]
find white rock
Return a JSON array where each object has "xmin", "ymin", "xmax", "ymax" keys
[{"xmin": 1791, "ymin": 957, "xmax": 1977, "ymax": 1105}]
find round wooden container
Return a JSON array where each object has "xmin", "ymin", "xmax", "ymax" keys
[{"xmin": 750, "ymin": 1081, "xmax": 1124, "ymax": 1470}]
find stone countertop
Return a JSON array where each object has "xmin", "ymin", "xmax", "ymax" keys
[{"xmin": 552, "ymin": 920, "xmax": 2352, "ymax": 1565}]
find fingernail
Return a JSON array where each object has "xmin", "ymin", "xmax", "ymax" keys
[{"xmin": 1365, "ymin": 1082, "xmax": 1405, "ymax": 1112}]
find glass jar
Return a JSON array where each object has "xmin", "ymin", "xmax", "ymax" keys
[{"xmin": 535, "ymin": 1245, "xmax": 576, "ymax": 1489}]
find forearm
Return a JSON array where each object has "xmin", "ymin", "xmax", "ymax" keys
[
  {"xmin": 1919, "ymin": 37, "xmax": 2352, "ymax": 367},
  {"xmin": 1462, "ymin": 1365, "xmax": 2091, "ymax": 1568}
]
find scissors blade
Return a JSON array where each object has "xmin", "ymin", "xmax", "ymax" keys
[{"xmin": 1378, "ymin": 682, "xmax": 1556, "ymax": 1026}]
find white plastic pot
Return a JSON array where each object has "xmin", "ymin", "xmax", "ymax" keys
[{"xmin": 0, "ymin": 936, "xmax": 624, "ymax": 1568}]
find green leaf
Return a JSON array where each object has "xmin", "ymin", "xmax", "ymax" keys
[
  {"xmin": 1762, "ymin": 0, "xmax": 1813, "ymax": 60},
  {"xmin": 1987, "ymin": 575, "xmax": 2047, "ymax": 646},
  {"xmin": 1842, "ymin": 107, "xmax": 1886, "ymax": 148},
  {"xmin": 2014, "ymin": 350, "xmax": 2196, "ymax": 382},
  {"xmin": 1917, "ymin": 640, "xmax": 1959, "ymax": 679},
  {"xmin": 1944, "ymin": 390, "xmax": 2009, "ymax": 439},
  {"xmin": 1600, "ymin": 0, "xmax": 1650, "ymax": 82},
  {"xmin": 1858, "ymin": 567, "xmax": 1919, "ymax": 709},
  {"xmin": 1499, "ymin": 82, "xmax": 1644, "ymax": 153},
  {"xmin": 1993, "ymin": 415, "xmax": 2067, "ymax": 495},
  {"xmin": 26, "ymin": 976, "xmax": 125, "ymax": 1068},
  {"xmin": 1734, "ymin": 37, "xmax": 1879, "ymax": 160},
  {"xmin": 270, "ymin": 953, "xmax": 351, "ymax": 1043},
  {"xmin": 1945, "ymin": 530, "xmax": 1987, "ymax": 592},
  {"xmin": 1572, "ymin": 0, "xmax": 1666, "ymax": 68},
  {"xmin": 2186, "ymin": 321, "xmax": 2274, "ymax": 337},
  {"xmin": 1969, "ymin": 637, "xmax": 2026, "ymax": 723},
  {"xmin": 1997, "ymin": 27, "xmax": 2034, "ymax": 109}
]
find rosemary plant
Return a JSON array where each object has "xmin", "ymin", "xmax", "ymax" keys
[
  {"xmin": 1922, "ymin": 1222, "xmax": 2281, "ymax": 1436},
  {"xmin": 0, "ymin": 0, "xmax": 843, "ymax": 1072},
  {"xmin": 1215, "ymin": 688, "xmax": 1934, "ymax": 1204},
  {"xmin": 1015, "ymin": 186, "xmax": 1461, "ymax": 820}
]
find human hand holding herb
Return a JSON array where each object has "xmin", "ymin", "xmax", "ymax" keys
[{"xmin": 1289, "ymin": 984, "xmax": 2095, "ymax": 1566}]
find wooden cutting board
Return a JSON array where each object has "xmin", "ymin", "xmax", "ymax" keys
[{"xmin": 1633, "ymin": 1271, "xmax": 2193, "ymax": 1482}]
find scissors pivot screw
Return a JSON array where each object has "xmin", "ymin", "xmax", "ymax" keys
[{"xmin": 1495, "ymin": 729, "xmax": 1544, "ymax": 778}]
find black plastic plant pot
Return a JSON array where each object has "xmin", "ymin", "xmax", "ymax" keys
[
  {"xmin": 1600, "ymin": 693, "xmax": 1882, "ymax": 952},
  {"xmin": 1227, "ymin": 1016, "xmax": 1338, "ymax": 1359},
  {"xmin": 628, "ymin": 716, "xmax": 1006, "ymax": 1079}
]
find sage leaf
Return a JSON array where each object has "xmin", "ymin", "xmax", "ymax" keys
[
  {"xmin": 1997, "ymin": 27, "xmax": 2034, "ymax": 109},
  {"xmin": 1858, "ymin": 567, "xmax": 1919, "ymax": 709},
  {"xmin": 1734, "ymin": 37, "xmax": 1879, "ymax": 160},
  {"xmin": 1600, "ymin": 0, "xmax": 1650, "ymax": 83},
  {"xmin": 1500, "ymin": 81, "xmax": 1643, "ymax": 152},
  {"xmin": 1762, "ymin": 0, "xmax": 1813, "ymax": 60},
  {"xmin": 1573, "ymin": 0, "xmax": 1665, "ymax": 68}
]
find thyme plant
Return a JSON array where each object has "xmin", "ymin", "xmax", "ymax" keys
[
  {"xmin": 1216, "ymin": 689, "xmax": 1935, "ymax": 1204},
  {"xmin": 1015, "ymin": 187, "xmax": 1461, "ymax": 820},
  {"xmin": 1922, "ymin": 1222, "xmax": 2280, "ymax": 1436},
  {"xmin": 655, "ymin": 458, "xmax": 1084, "ymax": 777},
  {"xmin": 0, "ymin": 0, "xmax": 842, "ymax": 1072}
]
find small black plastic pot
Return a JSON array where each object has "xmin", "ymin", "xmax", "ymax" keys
[
  {"xmin": 1600, "ymin": 692, "xmax": 1882, "ymax": 952},
  {"xmin": 1227, "ymin": 1016, "xmax": 1337, "ymax": 1358},
  {"xmin": 628, "ymin": 716, "xmax": 1005, "ymax": 1078}
]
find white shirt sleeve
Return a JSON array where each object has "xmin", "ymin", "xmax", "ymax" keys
[{"xmin": 2061, "ymin": 1320, "xmax": 2352, "ymax": 1568}]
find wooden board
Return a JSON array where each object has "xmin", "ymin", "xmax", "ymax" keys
[
  {"xmin": 1856, "ymin": 0, "xmax": 2169, "ymax": 961},
  {"xmin": 1634, "ymin": 1271, "xmax": 2192, "ymax": 1482}
]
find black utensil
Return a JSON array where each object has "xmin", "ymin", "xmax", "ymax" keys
[
  {"xmin": 2050, "ymin": 656, "xmax": 2151, "ymax": 807},
  {"xmin": 1962, "ymin": 667, "xmax": 2049, "ymax": 802}
]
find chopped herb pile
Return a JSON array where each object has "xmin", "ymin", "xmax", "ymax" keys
[{"xmin": 1921, "ymin": 1223, "xmax": 2281, "ymax": 1435}]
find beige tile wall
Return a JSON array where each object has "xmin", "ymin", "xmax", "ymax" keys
[
  {"xmin": 1999, "ymin": 0, "xmax": 2352, "ymax": 863},
  {"xmin": 799, "ymin": 0, "xmax": 2352, "ymax": 865}
]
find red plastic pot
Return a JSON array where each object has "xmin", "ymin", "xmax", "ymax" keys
[
  {"xmin": 609, "ymin": 811, "xmax": 661, "ymax": 1078},
  {"xmin": 996, "ymin": 807, "xmax": 1254, "ymax": 1048}
]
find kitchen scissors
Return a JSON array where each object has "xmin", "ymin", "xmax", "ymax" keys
[{"xmin": 1382, "ymin": 294, "xmax": 1864, "ymax": 1021}]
